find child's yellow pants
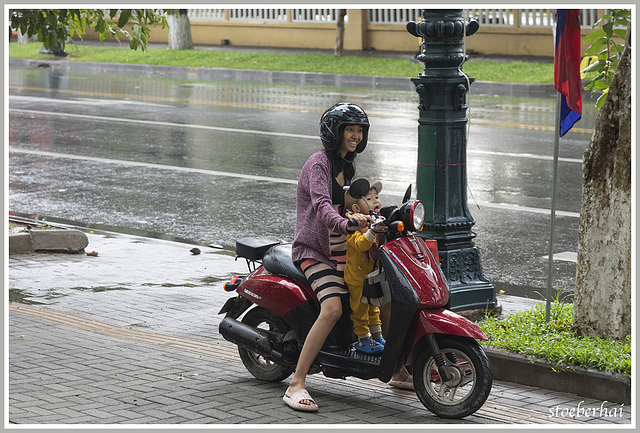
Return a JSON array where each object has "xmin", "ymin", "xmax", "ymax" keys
[{"xmin": 347, "ymin": 282, "xmax": 382, "ymax": 338}]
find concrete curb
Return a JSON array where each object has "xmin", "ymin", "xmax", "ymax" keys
[
  {"xmin": 485, "ymin": 347, "xmax": 631, "ymax": 405},
  {"xmin": 9, "ymin": 229, "xmax": 88, "ymax": 254},
  {"xmin": 10, "ymin": 57, "xmax": 563, "ymax": 98}
]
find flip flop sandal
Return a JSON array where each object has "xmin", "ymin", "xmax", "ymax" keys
[
  {"xmin": 388, "ymin": 375, "xmax": 414, "ymax": 390},
  {"xmin": 283, "ymin": 389, "xmax": 318, "ymax": 412}
]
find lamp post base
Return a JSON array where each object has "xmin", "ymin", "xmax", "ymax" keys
[{"xmin": 440, "ymin": 247, "xmax": 496, "ymax": 311}]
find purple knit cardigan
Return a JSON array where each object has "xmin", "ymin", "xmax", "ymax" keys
[{"xmin": 291, "ymin": 151, "xmax": 350, "ymax": 267}]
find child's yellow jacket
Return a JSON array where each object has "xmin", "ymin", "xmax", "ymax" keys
[{"xmin": 344, "ymin": 229, "xmax": 377, "ymax": 288}]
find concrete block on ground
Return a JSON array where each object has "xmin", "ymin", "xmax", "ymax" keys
[
  {"xmin": 29, "ymin": 229, "xmax": 88, "ymax": 253},
  {"xmin": 9, "ymin": 233, "xmax": 35, "ymax": 254}
]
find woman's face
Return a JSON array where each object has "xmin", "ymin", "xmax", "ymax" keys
[{"xmin": 339, "ymin": 124, "xmax": 363, "ymax": 157}]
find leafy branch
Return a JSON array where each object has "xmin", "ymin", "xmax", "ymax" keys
[
  {"xmin": 9, "ymin": 9, "xmax": 172, "ymax": 52},
  {"xmin": 580, "ymin": 9, "xmax": 631, "ymax": 109}
]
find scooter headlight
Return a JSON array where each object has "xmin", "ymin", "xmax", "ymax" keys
[
  {"xmin": 409, "ymin": 201, "xmax": 425, "ymax": 232},
  {"xmin": 400, "ymin": 200, "xmax": 425, "ymax": 232}
]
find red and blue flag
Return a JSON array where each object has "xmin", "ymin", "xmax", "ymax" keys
[{"xmin": 554, "ymin": 9, "xmax": 582, "ymax": 137}]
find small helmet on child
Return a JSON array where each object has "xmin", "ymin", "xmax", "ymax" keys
[{"xmin": 319, "ymin": 102, "xmax": 369, "ymax": 154}]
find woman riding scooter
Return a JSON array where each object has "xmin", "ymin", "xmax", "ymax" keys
[{"xmin": 284, "ymin": 102, "xmax": 372, "ymax": 412}]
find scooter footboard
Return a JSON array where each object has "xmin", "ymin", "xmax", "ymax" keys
[{"xmin": 405, "ymin": 308, "xmax": 488, "ymax": 358}]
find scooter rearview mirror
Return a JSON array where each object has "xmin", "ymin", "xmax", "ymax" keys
[
  {"xmin": 402, "ymin": 185, "xmax": 412, "ymax": 204},
  {"xmin": 380, "ymin": 205, "xmax": 397, "ymax": 220}
]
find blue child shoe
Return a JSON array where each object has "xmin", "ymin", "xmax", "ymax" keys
[
  {"xmin": 374, "ymin": 335, "xmax": 386, "ymax": 346},
  {"xmin": 355, "ymin": 337, "xmax": 384, "ymax": 355}
]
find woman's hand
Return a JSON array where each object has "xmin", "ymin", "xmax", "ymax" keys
[{"xmin": 346, "ymin": 212, "xmax": 373, "ymax": 231}]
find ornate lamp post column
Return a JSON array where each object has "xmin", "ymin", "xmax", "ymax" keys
[{"xmin": 407, "ymin": 9, "xmax": 496, "ymax": 311}]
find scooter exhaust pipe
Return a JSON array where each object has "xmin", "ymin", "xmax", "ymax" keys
[{"xmin": 219, "ymin": 316, "xmax": 283, "ymax": 362}]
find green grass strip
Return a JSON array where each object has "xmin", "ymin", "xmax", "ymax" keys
[{"xmin": 9, "ymin": 42, "xmax": 554, "ymax": 83}]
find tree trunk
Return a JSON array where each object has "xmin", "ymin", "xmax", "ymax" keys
[
  {"xmin": 168, "ymin": 9, "xmax": 193, "ymax": 50},
  {"xmin": 17, "ymin": 29, "xmax": 38, "ymax": 44},
  {"xmin": 573, "ymin": 27, "xmax": 632, "ymax": 339},
  {"xmin": 334, "ymin": 9, "xmax": 346, "ymax": 58}
]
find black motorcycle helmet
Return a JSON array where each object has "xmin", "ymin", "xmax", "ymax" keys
[{"xmin": 319, "ymin": 102, "xmax": 370, "ymax": 154}]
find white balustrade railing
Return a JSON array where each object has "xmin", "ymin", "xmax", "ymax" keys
[
  {"xmin": 581, "ymin": 9, "xmax": 599, "ymax": 27},
  {"xmin": 228, "ymin": 9, "xmax": 287, "ymax": 22},
  {"xmin": 291, "ymin": 9, "xmax": 340, "ymax": 23},
  {"xmin": 518, "ymin": 9, "xmax": 555, "ymax": 28},
  {"xmin": 464, "ymin": 9, "xmax": 513, "ymax": 27},
  {"xmin": 187, "ymin": 9, "xmax": 225, "ymax": 20},
  {"xmin": 368, "ymin": 9, "xmax": 421, "ymax": 25},
  {"xmin": 186, "ymin": 8, "xmax": 604, "ymax": 29}
]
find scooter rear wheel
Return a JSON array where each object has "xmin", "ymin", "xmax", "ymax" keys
[
  {"xmin": 238, "ymin": 307, "xmax": 294, "ymax": 382},
  {"xmin": 414, "ymin": 335, "xmax": 492, "ymax": 419}
]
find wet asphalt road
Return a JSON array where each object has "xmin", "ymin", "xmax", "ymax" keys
[{"xmin": 8, "ymin": 65, "xmax": 598, "ymax": 299}]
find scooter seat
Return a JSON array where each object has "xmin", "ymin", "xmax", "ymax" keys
[
  {"xmin": 235, "ymin": 237, "xmax": 282, "ymax": 261},
  {"xmin": 263, "ymin": 243, "xmax": 310, "ymax": 287}
]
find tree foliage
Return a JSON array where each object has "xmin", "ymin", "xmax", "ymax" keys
[
  {"xmin": 580, "ymin": 9, "xmax": 631, "ymax": 109},
  {"xmin": 9, "ymin": 9, "xmax": 171, "ymax": 52}
]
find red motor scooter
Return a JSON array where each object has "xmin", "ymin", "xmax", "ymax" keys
[{"xmin": 219, "ymin": 181, "xmax": 492, "ymax": 419}]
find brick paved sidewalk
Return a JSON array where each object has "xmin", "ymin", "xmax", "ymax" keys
[{"xmin": 7, "ymin": 229, "xmax": 634, "ymax": 426}]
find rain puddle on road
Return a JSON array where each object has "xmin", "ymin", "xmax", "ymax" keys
[{"xmin": 8, "ymin": 289, "xmax": 47, "ymax": 305}]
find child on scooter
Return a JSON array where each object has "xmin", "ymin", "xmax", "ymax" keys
[{"xmin": 344, "ymin": 180, "xmax": 387, "ymax": 355}]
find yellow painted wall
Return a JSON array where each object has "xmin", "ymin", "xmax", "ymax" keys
[
  {"xmin": 366, "ymin": 25, "xmax": 420, "ymax": 52},
  {"xmin": 192, "ymin": 22, "xmax": 336, "ymax": 49},
  {"xmin": 464, "ymin": 27, "xmax": 591, "ymax": 58},
  {"xmin": 365, "ymin": 25, "xmax": 592, "ymax": 57},
  {"xmin": 79, "ymin": 9, "xmax": 596, "ymax": 59}
]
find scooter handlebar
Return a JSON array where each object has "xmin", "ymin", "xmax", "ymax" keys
[{"xmin": 347, "ymin": 214, "xmax": 387, "ymax": 232}]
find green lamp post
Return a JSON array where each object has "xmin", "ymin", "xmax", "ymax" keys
[{"xmin": 407, "ymin": 9, "xmax": 496, "ymax": 312}]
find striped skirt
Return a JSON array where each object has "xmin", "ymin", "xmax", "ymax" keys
[{"xmin": 299, "ymin": 232, "xmax": 349, "ymax": 303}]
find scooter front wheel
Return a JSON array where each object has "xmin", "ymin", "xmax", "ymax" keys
[
  {"xmin": 238, "ymin": 307, "xmax": 294, "ymax": 382},
  {"xmin": 414, "ymin": 335, "xmax": 492, "ymax": 419}
]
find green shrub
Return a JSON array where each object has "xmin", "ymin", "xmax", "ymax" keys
[{"xmin": 478, "ymin": 300, "xmax": 631, "ymax": 376}]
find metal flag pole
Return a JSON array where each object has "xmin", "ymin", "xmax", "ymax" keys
[{"xmin": 546, "ymin": 93, "xmax": 562, "ymax": 322}]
